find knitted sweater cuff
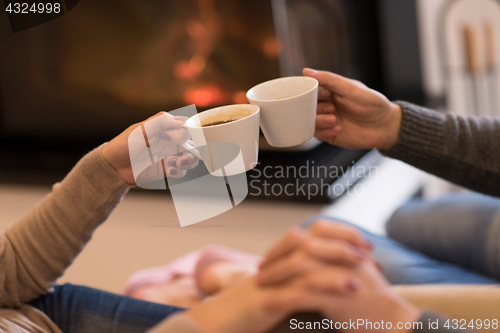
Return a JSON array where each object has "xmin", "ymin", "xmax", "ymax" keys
[{"xmin": 382, "ymin": 101, "xmax": 447, "ymax": 162}]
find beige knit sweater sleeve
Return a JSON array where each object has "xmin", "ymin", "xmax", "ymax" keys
[{"xmin": 0, "ymin": 145, "xmax": 131, "ymax": 307}]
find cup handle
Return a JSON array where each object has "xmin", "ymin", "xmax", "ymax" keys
[
  {"xmin": 180, "ymin": 141, "xmax": 202, "ymax": 160},
  {"xmin": 175, "ymin": 123, "xmax": 202, "ymax": 160}
]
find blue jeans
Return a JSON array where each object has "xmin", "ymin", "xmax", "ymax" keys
[
  {"xmin": 29, "ymin": 284, "xmax": 183, "ymax": 333},
  {"xmin": 304, "ymin": 193, "xmax": 500, "ymax": 285},
  {"xmin": 30, "ymin": 194, "xmax": 500, "ymax": 332}
]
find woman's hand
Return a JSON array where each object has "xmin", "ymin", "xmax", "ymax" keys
[
  {"xmin": 303, "ymin": 68, "xmax": 403, "ymax": 151},
  {"xmin": 258, "ymin": 221, "xmax": 422, "ymax": 333},
  {"xmin": 262, "ymin": 261, "xmax": 422, "ymax": 333},
  {"xmin": 185, "ymin": 222, "xmax": 421, "ymax": 333},
  {"xmin": 258, "ymin": 220, "xmax": 371, "ymax": 287},
  {"xmin": 186, "ymin": 222, "xmax": 372, "ymax": 333},
  {"xmin": 102, "ymin": 112, "xmax": 199, "ymax": 185},
  {"xmin": 185, "ymin": 277, "xmax": 291, "ymax": 333}
]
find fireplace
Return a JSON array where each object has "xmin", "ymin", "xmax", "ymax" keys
[{"xmin": 0, "ymin": 0, "xmax": 423, "ymax": 201}]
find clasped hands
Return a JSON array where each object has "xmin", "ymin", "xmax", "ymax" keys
[{"xmin": 250, "ymin": 220, "xmax": 421, "ymax": 333}]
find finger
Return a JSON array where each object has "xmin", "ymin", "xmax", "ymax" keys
[
  {"xmin": 166, "ymin": 166, "xmax": 187, "ymax": 179},
  {"xmin": 315, "ymin": 127, "xmax": 342, "ymax": 143},
  {"xmin": 176, "ymin": 139, "xmax": 199, "ymax": 157},
  {"xmin": 145, "ymin": 111, "xmax": 167, "ymax": 121},
  {"xmin": 178, "ymin": 150, "xmax": 199, "ymax": 169},
  {"xmin": 262, "ymin": 288, "xmax": 328, "ymax": 314},
  {"xmin": 302, "ymin": 237, "xmax": 366, "ymax": 265},
  {"xmin": 317, "ymin": 102, "xmax": 336, "ymax": 115},
  {"xmin": 258, "ymin": 252, "xmax": 322, "ymax": 286},
  {"xmin": 302, "ymin": 268, "xmax": 362, "ymax": 294},
  {"xmin": 161, "ymin": 125, "xmax": 191, "ymax": 145},
  {"xmin": 259, "ymin": 228, "xmax": 307, "ymax": 269},
  {"xmin": 309, "ymin": 220, "xmax": 372, "ymax": 250},
  {"xmin": 259, "ymin": 237, "xmax": 366, "ymax": 286},
  {"xmin": 303, "ymin": 68, "xmax": 356, "ymax": 97},
  {"xmin": 315, "ymin": 114, "xmax": 337, "ymax": 131},
  {"xmin": 144, "ymin": 113, "xmax": 190, "ymax": 142},
  {"xmin": 166, "ymin": 155, "xmax": 180, "ymax": 169},
  {"xmin": 145, "ymin": 112, "xmax": 187, "ymax": 130},
  {"xmin": 318, "ymin": 86, "xmax": 333, "ymax": 103},
  {"xmin": 146, "ymin": 112, "xmax": 189, "ymax": 128}
]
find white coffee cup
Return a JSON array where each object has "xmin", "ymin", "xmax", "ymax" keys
[
  {"xmin": 181, "ymin": 104, "xmax": 260, "ymax": 176},
  {"xmin": 246, "ymin": 76, "xmax": 318, "ymax": 147}
]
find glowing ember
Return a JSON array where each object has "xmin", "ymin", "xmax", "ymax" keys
[
  {"xmin": 174, "ymin": 61, "xmax": 197, "ymax": 80},
  {"xmin": 263, "ymin": 36, "xmax": 281, "ymax": 59},
  {"xmin": 174, "ymin": 55, "xmax": 206, "ymax": 81},
  {"xmin": 183, "ymin": 85, "xmax": 229, "ymax": 107}
]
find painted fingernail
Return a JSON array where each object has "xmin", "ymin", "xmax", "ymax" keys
[
  {"xmin": 355, "ymin": 248, "xmax": 366, "ymax": 260},
  {"xmin": 167, "ymin": 158, "xmax": 177, "ymax": 167},
  {"xmin": 160, "ymin": 133, "xmax": 171, "ymax": 140},
  {"xmin": 174, "ymin": 116, "xmax": 189, "ymax": 121},
  {"xmin": 348, "ymin": 279, "xmax": 361, "ymax": 291},
  {"xmin": 180, "ymin": 160, "xmax": 188, "ymax": 168},
  {"xmin": 169, "ymin": 169, "xmax": 178, "ymax": 176}
]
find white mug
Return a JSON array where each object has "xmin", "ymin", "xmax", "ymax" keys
[
  {"xmin": 181, "ymin": 104, "xmax": 260, "ymax": 176},
  {"xmin": 246, "ymin": 76, "xmax": 318, "ymax": 147}
]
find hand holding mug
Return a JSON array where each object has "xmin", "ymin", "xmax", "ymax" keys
[
  {"xmin": 303, "ymin": 68, "xmax": 403, "ymax": 151},
  {"xmin": 102, "ymin": 112, "xmax": 199, "ymax": 185}
]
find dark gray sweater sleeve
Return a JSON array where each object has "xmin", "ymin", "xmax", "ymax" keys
[
  {"xmin": 415, "ymin": 312, "xmax": 473, "ymax": 333},
  {"xmin": 383, "ymin": 102, "xmax": 500, "ymax": 197}
]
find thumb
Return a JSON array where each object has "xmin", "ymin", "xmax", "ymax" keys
[
  {"xmin": 303, "ymin": 68, "xmax": 353, "ymax": 96},
  {"xmin": 143, "ymin": 113, "xmax": 190, "ymax": 142}
]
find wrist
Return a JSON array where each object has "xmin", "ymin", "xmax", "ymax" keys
[
  {"xmin": 101, "ymin": 142, "xmax": 136, "ymax": 185},
  {"xmin": 379, "ymin": 102, "xmax": 402, "ymax": 151},
  {"xmin": 186, "ymin": 278, "xmax": 283, "ymax": 333}
]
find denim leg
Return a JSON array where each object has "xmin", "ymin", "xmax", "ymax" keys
[
  {"xmin": 387, "ymin": 193, "xmax": 500, "ymax": 280},
  {"xmin": 29, "ymin": 284, "xmax": 184, "ymax": 333},
  {"xmin": 302, "ymin": 215, "xmax": 500, "ymax": 285}
]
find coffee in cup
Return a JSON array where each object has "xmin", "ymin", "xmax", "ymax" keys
[
  {"xmin": 200, "ymin": 108, "xmax": 254, "ymax": 127},
  {"xmin": 182, "ymin": 105, "xmax": 260, "ymax": 176}
]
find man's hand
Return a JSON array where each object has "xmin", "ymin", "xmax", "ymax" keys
[
  {"xmin": 262, "ymin": 261, "xmax": 422, "ymax": 333},
  {"xmin": 258, "ymin": 221, "xmax": 422, "ymax": 333},
  {"xmin": 303, "ymin": 68, "xmax": 402, "ymax": 151},
  {"xmin": 185, "ymin": 221, "xmax": 420, "ymax": 333},
  {"xmin": 258, "ymin": 220, "xmax": 371, "ymax": 290},
  {"xmin": 102, "ymin": 112, "xmax": 199, "ymax": 185}
]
